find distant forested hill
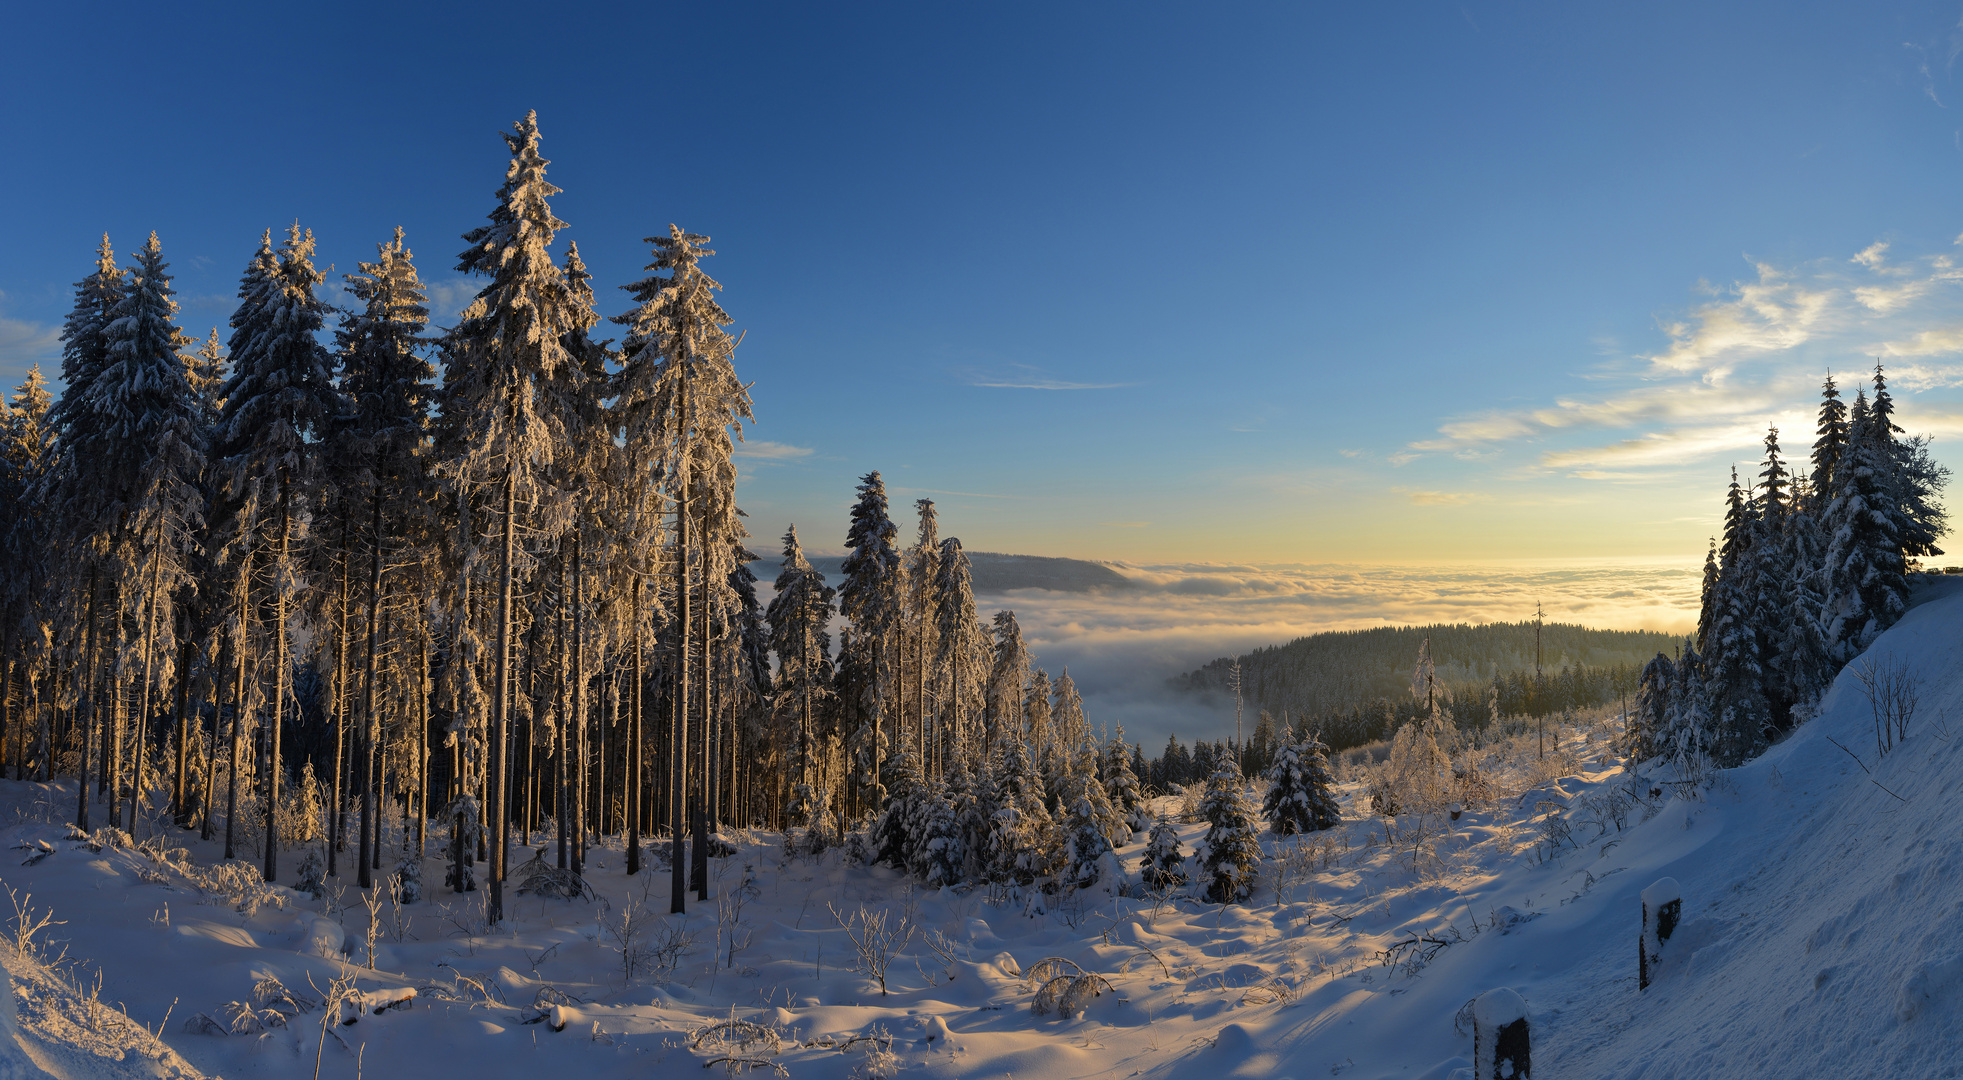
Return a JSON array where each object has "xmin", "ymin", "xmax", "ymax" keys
[
  {"xmin": 1172, "ymin": 621, "xmax": 1678, "ymax": 733},
  {"xmin": 778, "ymin": 552, "xmax": 1132, "ymax": 594}
]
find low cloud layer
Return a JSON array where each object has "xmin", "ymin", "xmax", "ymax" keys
[{"xmin": 982, "ymin": 560, "xmax": 1699, "ymax": 753}]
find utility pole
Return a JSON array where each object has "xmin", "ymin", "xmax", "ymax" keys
[
  {"xmin": 1229, "ymin": 659, "xmax": 1244, "ymax": 775},
  {"xmin": 1534, "ymin": 601, "xmax": 1545, "ymax": 761}
]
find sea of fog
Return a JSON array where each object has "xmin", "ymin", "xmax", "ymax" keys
[
  {"xmin": 768, "ymin": 558, "xmax": 1702, "ymax": 753},
  {"xmin": 981, "ymin": 560, "xmax": 1701, "ymax": 751}
]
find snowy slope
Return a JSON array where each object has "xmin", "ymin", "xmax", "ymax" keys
[{"xmin": 6, "ymin": 591, "xmax": 1963, "ymax": 1079}]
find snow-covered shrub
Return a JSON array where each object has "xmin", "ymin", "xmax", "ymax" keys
[
  {"xmin": 830, "ymin": 900, "xmax": 916, "ymax": 996},
  {"xmin": 1139, "ymin": 816, "xmax": 1187, "ymax": 890},
  {"xmin": 1177, "ymin": 783, "xmax": 1203, "ymax": 823},
  {"xmin": 1377, "ymin": 717, "xmax": 1454, "ymax": 817},
  {"xmin": 847, "ymin": 1024, "xmax": 899, "ymax": 1080},
  {"xmin": 1021, "ymin": 957, "xmax": 1114, "ymax": 1018},
  {"xmin": 1197, "ymin": 764, "xmax": 1261, "ymax": 904},
  {"xmin": 292, "ymin": 761, "xmax": 323, "ymax": 845},
  {"xmin": 515, "ymin": 847, "xmax": 596, "ymax": 901},
  {"xmin": 293, "ymin": 848, "xmax": 325, "ymax": 900},
  {"xmin": 395, "ymin": 855, "xmax": 422, "ymax": 904}
]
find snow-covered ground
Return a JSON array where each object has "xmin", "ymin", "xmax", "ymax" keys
[{"xmin": 7, "ymin": 589, "xmax": 1963, "ymax": 1079}]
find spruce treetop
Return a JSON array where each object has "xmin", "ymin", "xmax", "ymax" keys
[
  {"xmin": 840, "ymin": 470, "xmax": 901, "ymax": 633},
  {"xmin": 1810, "ymin": 372, "xmax": 1847, "ymax": 502},
  {"xmin": 49, "ymin": 233, "xmax": 125, "ymax": 445},
  {"xmin": 219, "ymin": 224, "xmax": 344, "ymax": 470}
]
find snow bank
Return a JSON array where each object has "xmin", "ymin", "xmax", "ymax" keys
[{"xmin": 0, "ymin": 953, "xmax": 51, "ymax": 1079}]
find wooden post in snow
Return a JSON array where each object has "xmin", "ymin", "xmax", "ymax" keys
[
  {"xmin": 1472, "ymin": 987, "xmax": 1530, "ymax": 1079},
  {"xmin": 1640, "ymin": 876, "xmax": 1682, "ymax": 991}
]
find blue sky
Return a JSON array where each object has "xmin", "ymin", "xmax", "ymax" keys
[{"xmin": 7, "ymin": 2, "xmax": 1963, "ymax": 568}]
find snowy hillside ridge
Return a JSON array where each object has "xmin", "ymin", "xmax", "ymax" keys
[{"xmin": 6, "ymin": 592, "xmax": 1963, "ymax": 1077}]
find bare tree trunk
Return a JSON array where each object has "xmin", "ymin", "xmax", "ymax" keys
[
  {"xmin": 487, "ymin": 459, "xmax": 517, "ymax": 923},
  {"xmin": 571, "ymin": 530, "xmax": 587, "ymax": 877},
  {"xmin": 200, "ymin": 641, "xmax": 220, "ymax": 841},
  {"xmin": 417, "ymin": 636, "xmax": 430, "ymax": 860},
  {"xmin": 358, "ymin": 488, "xmax": 384, "ymax": 889},
  {"xmin": 670, "ymin": 381, "xmax": 691, "ymax": 914},
  {"xmin": 75, "ymin": 565, "xmax": 95, "ymax": 830},
  {"xmin": 627, "ymin": 578, "xmax": 642, "ymax": 876},
  {"xmin": 331, "ymin": 510, "xmax": 353, "ymax": 878},
  {"xmin": 225, "ymin": 635, "xmax": 246, "ymax": 860},
  {"xmin": 172, "ymin": 636, "xmax": 191, "ymax": 825},
  {"xmin": 264, "ymin": 474, "xmax": 292, "ymax": 883},
  {"xmin": 694, "ymin": 511, "xmax": 711, "ymax": 900}
]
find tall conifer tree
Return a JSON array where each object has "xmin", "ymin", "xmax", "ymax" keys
[{"xmin": 217, "ymin": 225, "xmax": 343, "ymax": 880}]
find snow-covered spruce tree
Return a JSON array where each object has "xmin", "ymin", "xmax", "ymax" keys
[
  {"xmin": 870, "ymin": 747, "xmax": 925, "ymax": 870},
  {"xmin": 1058, "ymin": 734, "xmax": 1118, "ymax": 889},
  {"xmin": 1297, "ymin": 734, "xmax": 1343, "ymax": 830},
  {"xmin": 932, "ymin": 537, "xmax": 990, "ymax": 766},
  {"xmin": 1139, "ymin": 815, "xmax": 1187, "ymax": 891},
  {"xmin": 1263, "ymin": 738, "xmax": 1341, "ymax": 835},
  {"xmin": 768, "ymin": 525, "xmax": 835, "ymax": 826},
  {"xmin": 1630, "ymin": 652, "xmax": 1673, "ymax": 761},
  {"xmin": 336, "ymin": 227, "xmax": 435, "ymax": 888},
  {"xmin": 550, "ymin": 241, "xmax": 612, "ymax": 879},
  {"xmin": 904, "ymin": 499, "xmax": 940, "ymax": 777},
  {"xmin": 1869, "ymin": 363, "xmax": 1949, "ymax": 567},
  {"xmin": 1027, "ymin": 669, "xmax": 1060, "ymax": 811},
  {"xmin": 839, "ymin": 471, "xmax": 901, "ymax": 813},
  {"xmin": 45, "ymin": 235, "xmax": 130, "ymax": 829},
  {"xmin": 1661, "ymin": 638, "xmax": 1710, "ymax": 781},
  {"xmin": 944, "ymin": 746, "xmax": 991, "ymax": 882},
  {"xmin": 0, "ymin": 366, "xmax": 53, "ymax": 785},
  {"xmin": 97, "ymin": 233, "xmax": 209, "ymax": 835},
  {"xmin": 985, "ymin": 610, "xmax": 1029, "ymax": 745},
  {"xmin": 908, "ymin": 779, "xmax": 964, "ymax": 889},
  {"xmin": 984, "ymin": 734, "xmax": 1053, "ymax": 886},
  {"xmin": 1704, "ymin": 468, "xmax": 1768, "ymax": 766},
  {"xmin": 217, "ymin": 225, "xmax": 344, "ymax": 882},
  {"xmin": 1694, "ymin": 539, "xmax": 1719, "ymax": 652},
  {"xmin": 1196, "ymin": 760, "xmax": 1260, "ymax": 904},
  {"xmin": 1777, "ymin": 482, "xmax": 1836, "ymax": 714},
  {"xmin": 441, "ymin": 112, "xmax": 589, "ymax": 920},
  {"xmin": 1750, "ymin": 427, "xmax": 1796, "ymax": 726},
  {"xmin": 612, "ymin": 220, "xmax": 752, "ymax": 907},
  {"xmin": 1102, "ymin": 724, "xmax": 1146, "ymax": 835},
  {"xmin": 1810, "ymin": 373, "xmax": 1848, "ymax": 505},
  {"xmin": 1823, "ymin": 390, "xmax": 1907, "ymax": 658}
]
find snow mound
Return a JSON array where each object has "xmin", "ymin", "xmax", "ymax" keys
[{"xmin": 298, "ymin": 913, "xmax": 343, "ymax": 959}]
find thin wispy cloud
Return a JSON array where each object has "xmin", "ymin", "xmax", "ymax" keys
[
  {"xmin": 0, "ymin": 315, "xmax": 59, "ymax": 364},
  {"xmin": 889, "ymin": 485, "xmax": 1019, "ymax": 500},
  {"xmin": 0, "ymin": 293, "xmax": 60, "ymax": 388},
  {"xmin": 1394, "ymin": 488, "xmax": 1485, "ymax": 506},
  {"xmin": 1405, "ymin": 241, "xmax": 1963, "ymax": 476},
  {"xmin": 958, "ymin": 362, "xmax": 1134, "ymax": 390},
  {"xmin": 732, "ymin": 440, "xmax": 814, "ymax": 462}
]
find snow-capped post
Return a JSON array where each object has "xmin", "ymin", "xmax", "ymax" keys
[
  {"xmin": 1472, "ymin": 987, "xmax": 1530, "ymax": 1079},
  {"xmin": 1640, "ymin": 876, "xmax": 1682, "ymax": 991}
]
